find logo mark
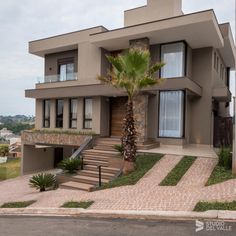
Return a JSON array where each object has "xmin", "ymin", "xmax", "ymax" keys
[{"xmin": 196, "ymin": 220, "xmax": 204, "ymax": 232}]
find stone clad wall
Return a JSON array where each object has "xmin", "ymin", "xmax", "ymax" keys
[{"xmin": 22, "ymin": 131, "xmax": 89, "ymax": 146}]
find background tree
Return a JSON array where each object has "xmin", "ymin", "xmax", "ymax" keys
[{"xmin": 99, "ymin": 48, "xmax": 164, "ymax": 174}]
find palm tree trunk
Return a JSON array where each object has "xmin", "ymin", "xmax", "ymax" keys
[{"xmin": 122, "ymin": 99, "xmax": 137, "ymax": 174}]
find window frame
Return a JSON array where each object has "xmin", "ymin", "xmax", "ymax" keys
[
  {"xmin": 69, "ymin": 98, "xmax": 78, "ymax": 129},
  {"xmin": 83, "ymin": 98, "xmax": 93, "ymax": 130},
  {"xmin": 159, "ymin": 41, "xmax": 188, "ymax": 79},
  {"xmin": 58, "ymin": 57, "xmax": 75, "ymax": 81},
  {"xmin": 56, "ymin": 99, "xmax": 64, "ymax": 128},
  {"xmin": 43, "ymin": 100, "xmax": 50, "ymax": 128},
  {"xmin": 158, "ymin": 90, "xmax": 186, "ymax": 139}
]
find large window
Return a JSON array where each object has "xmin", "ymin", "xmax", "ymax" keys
[
  {"xmin": 69, "ymin": 99, "xmax": 77, "ymax": 129},
  {"xmin": 56, "ymin": 99, "xmax": 64, "ymax": 128},
  {"xmin": 43, "ymin": 100, "xmax": 50, "ymax": 128},
  {"xmin": 84, "ymin": 98, "xmax": 92, "ymax": 129},
  {"xmin": 160, "ymin": 42, "xmax": 186, "ymax": 78},
  {"xmin": 58, "ymin": 57, "xmax": 74, "ymax": 81},
  {"xmin": 159, "ymin": 91, "xmax": 184, "ymax": 138}
]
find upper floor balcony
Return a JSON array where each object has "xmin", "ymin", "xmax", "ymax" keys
[
  {"xmin": 36, "ymin": 73, "xmax": 79, "ymax": 89},
  {"xmin": 38, "ymin": 73, "xmax": 78, "ymax": 84}
]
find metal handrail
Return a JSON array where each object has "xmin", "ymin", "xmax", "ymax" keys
[
  {"xmin": 98, "ymin": 165, "xmax": 102, "ymax": 187},
  {"xmin": 69, "ymin": 136, "xmax": 93, "ymax": 160}
]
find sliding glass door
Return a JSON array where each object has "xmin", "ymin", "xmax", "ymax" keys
[{"xmin": 159, "ymin": 91, "xmax": 184, "ymax": 138}]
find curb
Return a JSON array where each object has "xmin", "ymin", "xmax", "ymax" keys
[{"xmin": 0, "ymin": 209, "xmax": 236, "ymax": 220}]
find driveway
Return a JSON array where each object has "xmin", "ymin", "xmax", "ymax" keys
[{"xmin": 0, "ymin": 155, "xmax": 236, "ymax": 211}]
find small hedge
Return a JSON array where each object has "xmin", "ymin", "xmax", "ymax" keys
[
  {"xmin": 61, "ymin": 201, "xmax": 94, "ymax": 209},
  {"xmin": 0, "ymin": 200, "xmax": 36, "ymax": 208},
  {"xmin": 218, "ymin": 147, "xmax": 232, "ymax": 170},
  {"xmin": 58, "ymin": 158, "xmax": 82, "ymax": 174},
  {"xmin": 194, "ymin": 201, "xmax": 236, "ymax": 212}
]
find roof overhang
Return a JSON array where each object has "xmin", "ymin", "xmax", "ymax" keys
[
  {"xmin": 25, "ymin": 77, "xmax": 202, "ymax": 99},
  {"xmin": 219, "ymin": 23, "xmax": 236, "ymax": 69},
  {"xmin": 90, "ymin": 10, "xmax": 224, "ymax": 51},
  {"xmin": 212, "ymin": 87, "xmax": 231, "ymax": 102},
  {"xmin": 29, "ymin": 26, "xmax": 108, "ymax": 57}
]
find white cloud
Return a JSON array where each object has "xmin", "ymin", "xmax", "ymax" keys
[{"xmin": 0, "ymin": 0, "xmax": 235, "ymax": 115}]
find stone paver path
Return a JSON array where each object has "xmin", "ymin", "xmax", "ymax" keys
[
  {"xmin": 0, "ymin": 155, "xmax": 236, "ymax": 211},
  {"xmin": 178, "ymin": 157, "xmax": 218, "ymax": 188}
]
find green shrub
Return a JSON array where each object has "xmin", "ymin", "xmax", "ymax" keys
[
  {"xmin": 114, "ymin": 144, "xmax": 124, "ymax": 154},
  {"xmin": 218, "ymin": 147, "xmax": 232, "ymax": 170},
  {"xmin": 58, "ymin": 158, "xmax": 81, "ymax": 174},
  {"xmin": 0, "ymin": 144, "xmax": 9, "ymax": 157},
  {"xmin": 29, "ymin": 173, "xmax": 56, "ymax": 192}
]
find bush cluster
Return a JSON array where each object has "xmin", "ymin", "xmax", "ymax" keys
[
  {"xmin": 58, "ymin": 158, "xmax": 82, "ymax": 174},
  {"xmin": 218, "ymin": 147, "xmax": 232, "ymax": 170}
]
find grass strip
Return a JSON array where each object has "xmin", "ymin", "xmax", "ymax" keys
[
  {"xmin": 194, "ymin": 201, "xmax": 236, "ymax": 212},
  {"xmin": 0, "ymin": 200, "xmax": 36, "ymax": 208},
  {"xmin": 61, "ymin": 201, "xmax": 94, "ymax": 209},
  {"xmin": 206, "ymin": 166, "xmax": 236, "ymax": 186},
  {"xmin": 98, "ymin": 154, "xmax": 163, "ymax": 190},
  {"xmin": 160, "ymin": 156, "xmax": 196, "ymax": 186}
]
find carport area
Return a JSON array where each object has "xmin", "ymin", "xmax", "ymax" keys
[{"xmin": 21, "ymin": 145, "xmax": 77, "ymax": 175}]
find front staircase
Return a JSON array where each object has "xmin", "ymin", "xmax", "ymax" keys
[
  {"xmin": 58, "ymin": 137, "xmax": 159, "ymax": 191},
  {"xmin": 59, "ymin": 138, "xmax": 122, "ymax": 191}
]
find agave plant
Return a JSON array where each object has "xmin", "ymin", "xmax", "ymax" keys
[
  {"xmin": 98, "ymin": 48, "xmax": 164, "ymax": 174},
  {"xmin": 58, "ymin": 158, "xmax": 81, "ymax": 174},
  {"xmin": 29, "ymin": 173, "xmax": 56, "ymax": 192}
]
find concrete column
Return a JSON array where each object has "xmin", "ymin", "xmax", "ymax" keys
[
  {"xmin": 77, "ymin": 98, "xmax": 83, "ymax": 130},
  {"xmin": 50, "ymin": 99, "xmax": 56, "ymax": 129},
  {"xmin": 35, "ymin": 99, "xmax": 43, "ymax": 129},
  {"xmin": 92, "ymin": 97, "xmax": 101, "ymax": 134},
  {"xmin": 63, "ymin": 99, "xmax": 69, "ymax": 130}
]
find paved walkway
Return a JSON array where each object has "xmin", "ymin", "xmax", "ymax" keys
[
  {"xmin": 140, "ymin": 144, "xmax": 218, "ymax": 158},
  {"xmin": 0, "ymin": 155, "xmax": 235, "ymax": 211}
]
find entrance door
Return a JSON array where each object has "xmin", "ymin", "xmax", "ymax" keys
[
  {"xmin": 110, "ymin": 97, "xmax": 127, "ymax": 137},
  {"xmin": 54, "ymin": 148, "xmax": 63, "ymax": 168}
]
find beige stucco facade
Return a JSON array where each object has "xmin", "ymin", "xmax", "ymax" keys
[{"xmin": 22, "ymin": 0, "xmax": 235, "ymax": 174}]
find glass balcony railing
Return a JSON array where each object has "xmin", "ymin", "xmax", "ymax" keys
[{"xmin": 37, "ymin": 73, "xmax": 78, "ymax": 84}]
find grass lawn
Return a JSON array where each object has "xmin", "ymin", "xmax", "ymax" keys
[
  {"xmin": 159, "ymin": 156, "xmax": 196, "ymax": 186},
  {"xmin": 98, "ymin": 154, "xmax": 163, "ymax": 190},
  {"xmin": 194, "ymin": 201, "xmax": 236, "ymax": 212},
  {"xmin": 206, "ymin": 165, "xmax": 236, "ymax": 186},
  {"xmin": 0, "ymin": 159, "xmax": 21, "ymax": 181},
  {"xmin": 0, "ymin": 200, "xmax": 36, "ymax": 208},
  {"xmin": 61, "ymin": 201, "xmax": 94, "ymax": 208}
]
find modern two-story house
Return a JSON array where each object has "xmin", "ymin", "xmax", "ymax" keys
[{"xmin": 22, "ymin": 0, "xmax": 235, "ymax": 175}]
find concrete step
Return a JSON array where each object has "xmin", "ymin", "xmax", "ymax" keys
[
  {"xmin": 60, "ymin": 181, "xmax": 94, "ymax": 191},
  {"xmin": 83, "ymin": 159, "xmax": 109, "ymax": 167},
  {"xmin": 137, "ymin": 142, "xmax": 160, "ymax": 150},
  {"xmin": 83, "ymin": 149, "xmax": 119, "ymax": 157},
  {"xmin": 79, "ymin": 170, "xmax": 114, "ymax": 179},
  {"xmin": 84, "ymin": 165, "xmax": 121, "ymax": 174},
  {"xmin": 72, "ymin": 175, "xmax": 110, "ymax": 185},
  {"xmin": 93, "ymin": 146, "xmax": 117, "ymax": 151},
  {"xmin": 82, "ymin": 154, "xmax": 109, "ymax": 161},
  {"xmin": 97, "ymin": 137, "xmax": 121, "ymax": 142},
  {"xmin": 95, "ymin": 141, "xmax": 121, "ymax": 146}
]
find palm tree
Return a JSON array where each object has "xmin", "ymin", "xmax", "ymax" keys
[{"xmin": 98, "ymin": 48, "xmax": 164, "ymax": 174}]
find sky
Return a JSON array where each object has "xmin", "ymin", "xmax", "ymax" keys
[{"xmin": 0, "ymin": 0, "xmax": 235, "ymax": 116}]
